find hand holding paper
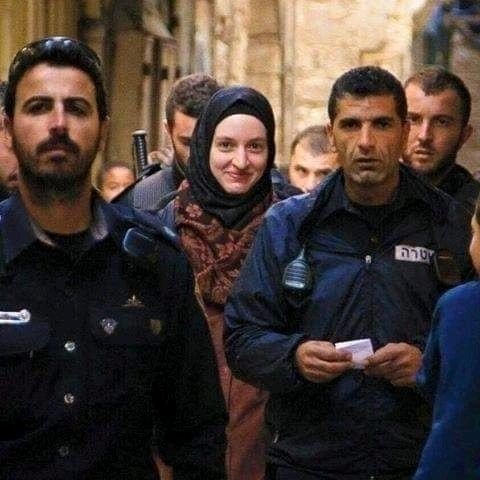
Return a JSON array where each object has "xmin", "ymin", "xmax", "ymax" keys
[
  {"xmin": 364, "ymin": 342, "xmax": 422, "ymax": 387},
  {"xmin": 295, "ymin": 340, "xmax": 353, "ymax": 383},
  {"xmin": 335, "ymin": 338, "xmax": 374, "ymax": 369}
]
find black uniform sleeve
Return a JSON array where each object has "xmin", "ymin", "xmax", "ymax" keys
[{"xmin": 154, "ymin": 252, "xmax": 227, "ymax": 480}]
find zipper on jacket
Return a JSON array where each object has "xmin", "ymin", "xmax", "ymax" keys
[{"xmin": 365, "ymin": 254, "xmax": 372, "ymax": 267}]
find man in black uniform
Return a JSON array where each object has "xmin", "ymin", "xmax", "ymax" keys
[
  {"xmin": 0, "ymin": 37, "xmax": 226, "ymax": 480},
  {"xmin": 224, "ymin": 66, "xmax": 472, "ymax": 480}
]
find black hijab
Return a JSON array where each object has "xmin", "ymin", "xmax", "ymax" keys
[{"xmin": 186, "ymin": 85, "xmax": 275, "ymax": 229}]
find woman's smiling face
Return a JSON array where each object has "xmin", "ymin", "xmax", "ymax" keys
[{"xmin": 209, "ymin": 114, "xmax": 268, "ymax": 195}]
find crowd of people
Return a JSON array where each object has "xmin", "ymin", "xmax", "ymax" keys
[{"xmin": 0, "ymin": 35, "xmax": 479, "ymax": 480}]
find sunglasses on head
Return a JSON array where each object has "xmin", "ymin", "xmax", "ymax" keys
[{"xmin": 9, "ymin": 36, "xmax": 102, "ymax": 76}]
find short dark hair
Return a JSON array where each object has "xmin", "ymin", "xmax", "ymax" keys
[
  {"xmin": 0, "ymin": 81, "xmax": 6, "ymax": 131},
  {"xmin": 290, "ymin": 125, "xmax": 331, "ymax": 156},
  {"xmin": 0, "ymin": 81, "xmax": 6, "ymax": 106},
  {"xmin": 475, "ymin": 192, "xmax": 480, "ymax": 226},
  {"xmin": 4, "ymin": 36, "xmax": 108, "ymax": 120},
  {"xmin": 165, "ymin": 73, "xmax": 221, "ymax": 128},
  {"xmin": 96, "ymin": 161, "xmax": 134, "ymax": 189},
  {"xmin": 404, "ymin": 66, "xmax": 471, "ymax": 127},
  {"xmin": 328, "ymin": 66, "xmax": 407, "ymax": 122}
]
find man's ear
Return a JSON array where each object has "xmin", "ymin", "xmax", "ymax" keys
[
  {"xmin": 326, "ymin": 122, "xmax": 337, "ymax": 152},
  {"xmin": 459, "ymin": 123, "xmax": 473, "ymax": 149},
  {"xmin": 3, "ymin": 115, "xmax": 11, "ymax": 135},
  {"xmin": 400, "ymin": 120, "xmax": 411, "ymax": 153},
  {"xmin": 163, "ymin": 119, "xmax": 171, "ymax": 137},
  {"xmin": 98, "ymin": 117, "xmax": 110, "ymax": 153},
  {"xmin": 3, "ymin": 115, "xmax": 13, "ymax": 148}
]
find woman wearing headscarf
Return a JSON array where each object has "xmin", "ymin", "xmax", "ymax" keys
[{"xmin": 158, "ymin": 85, "xmax": 278, "ymax": 480}]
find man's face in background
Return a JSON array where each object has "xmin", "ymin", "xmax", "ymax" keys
[
  {"xmin": 289, "ymin": 141, "xmax": 338, "ymax": 192},
  {"xmin": 402, "ymin": 83, "xmax": 472, "ymax": 183},
  {"xmin": 0, "ymin": 116, "xmax": 18, "ymax": 191},
  {"xmin": 165, "ymin": 110, "xmax": 197, "ymax": 169},
  {"xmin": 100, "ymin": 165, "xmax": 135, "ymax": 202}
]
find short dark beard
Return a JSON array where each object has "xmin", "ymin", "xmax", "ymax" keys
[
  {"xmin": 171, "ymin": 145, "xmax": 187, "ymax": 189},
  {"xmin": 19, "ymin": 162, "xmax": 92, "ymax": 205},
  {"xmin": 13, "ymin": 133, "xmax": 98, "ymax": 206},
  {"xmin": 422, "ymin": 152, "xmax": 457, "ymax": 186}
]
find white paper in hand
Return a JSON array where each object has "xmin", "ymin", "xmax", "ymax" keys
[{"xmin": 334, "ymin": 338, "xmax": 374, "ymax": 369}]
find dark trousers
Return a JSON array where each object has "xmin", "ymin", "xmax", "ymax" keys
[
  {"xmin": 266, "ymin": 464, "xmax": 413, "ymax": 480},
  {"xmin": 266, "ymin": 465, "xmax": 320, "ymax": 480}
]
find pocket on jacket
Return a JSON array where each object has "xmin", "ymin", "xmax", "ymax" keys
[
  {"xmin": 88, "ymin": 305, "xmax": 166, "ymax": 399},
  {"xmin": 0, "ymin": 320, "xmax": 50, "ymax": 421}
]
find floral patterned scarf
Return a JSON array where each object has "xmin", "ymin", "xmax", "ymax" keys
[{"xmin": 174, "ymin": 181, "xmax": 274, "ymax": 306}]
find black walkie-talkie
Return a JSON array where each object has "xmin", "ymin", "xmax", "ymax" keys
[{"xmin": 282, "ymin": 247, "xmax": 313, "ymax": 294}]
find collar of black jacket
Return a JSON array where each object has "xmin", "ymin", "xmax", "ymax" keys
[
  {"xmin": 0, "ymin": 191, "xmax": 117, "ymax": 265},
  {"xmin": 297, "ymin": 164, "xmax": 452, "ymax": 243},
  {"xmin": 0, "ymin": 191, "xmax": 181, "ymax": 267},
  {"xmin": 438, "ymin": 163, "xmax": 478, "ymax": 198}
]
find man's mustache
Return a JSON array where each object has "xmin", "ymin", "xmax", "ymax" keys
[{"xmin": 36, "ymin": 135, "xmax": 80, "ymax": 155}]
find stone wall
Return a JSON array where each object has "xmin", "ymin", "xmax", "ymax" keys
[
  {"xmin": 0, "ymin": 0, "xmax": 79, "ymax": 79},
  {"xmin": 208, "ymin": 0, "xmax": 429, "ymax": 165},
  {"xmin": 9, "ymin": 1, "xmax": 478, "ymax": 172},
  {"xmin": 411, "ymin": 0, "xmax": 480, "ymax": 173},
  {"xmin": 208, "ymin": 0, "xmax": 480, "ymax": 171},
  {"xmin": 212, "ymin": 0, "xmax": 283, "ymax": 156},
  {"xmin": 451, "ymin": 32, "xmax": 480, "ymax": 173},
  {"xmin": 279, "ymin": 0, "xmax": 426, "ymax": 165}
]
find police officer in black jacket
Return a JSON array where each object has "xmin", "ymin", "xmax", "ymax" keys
[
  {"xmin": 225, "ymin": 66, "xmax": 473, "ymax": 480},
  {"xmin": 0, "ymin": 37, "xmax": 226, "ymax": 480}
]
